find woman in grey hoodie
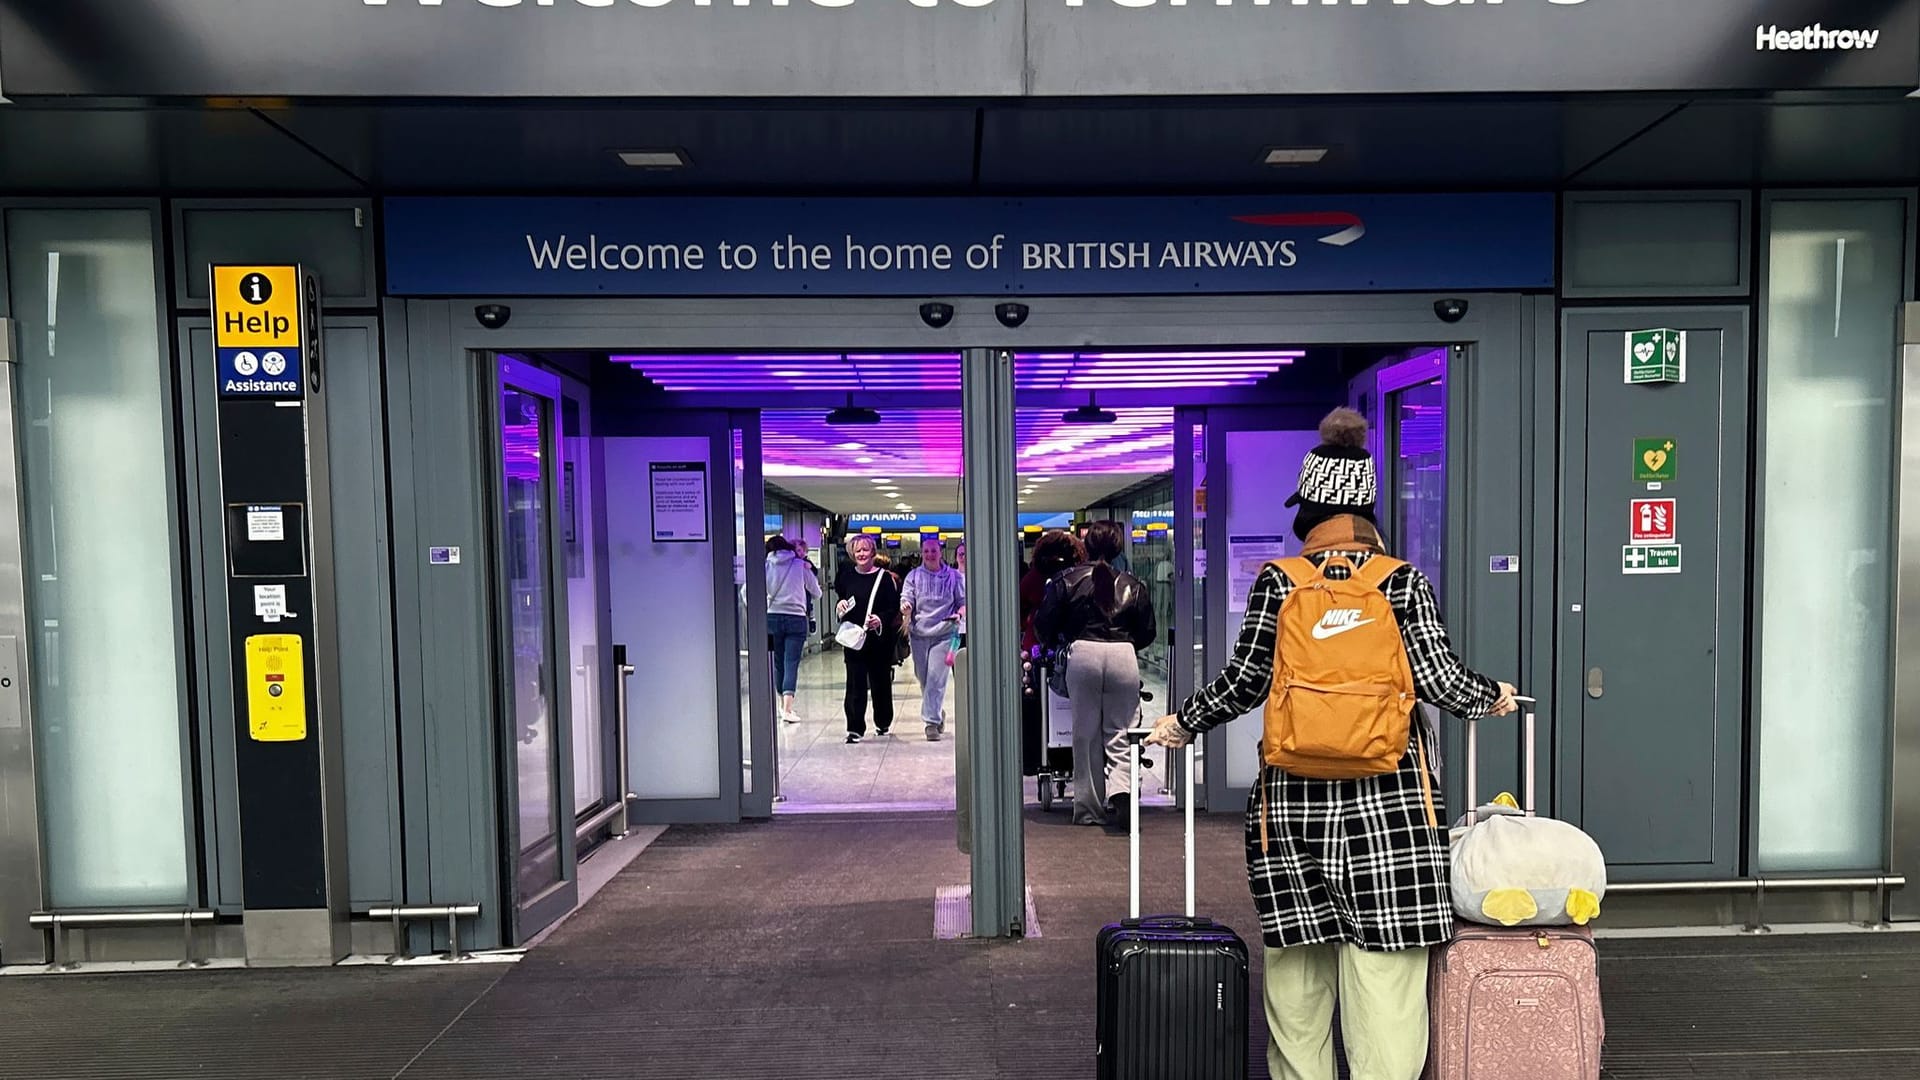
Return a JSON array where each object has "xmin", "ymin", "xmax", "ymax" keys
[
  {"xmin": 900, "ymin": 535, "xmax": 966, "ymax": 741},
  {"xmin": 766, "ymin": 535, "xmax": 822, "ymax": 724}
]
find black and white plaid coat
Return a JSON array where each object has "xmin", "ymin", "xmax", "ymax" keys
[{"xmin": 1178, "ymin": 552, "xmax": 1500, "ymax": 952}]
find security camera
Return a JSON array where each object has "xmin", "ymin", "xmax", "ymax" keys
[
  {"xmin": 1433, "ymin": 298, "xmax": 1469, "ymax": 324},
  {"xmin": 475, "ymin": 304, "xmax": 512, "ymax": 330},
  {"xmin": 919, "ymin": 302, "xmax": 955, "ymax": 330},
  {"xmin": 995, "ymin": 302, "xmax": 1030, "ymax": 329}
]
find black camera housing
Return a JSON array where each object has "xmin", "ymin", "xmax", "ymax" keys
[
  {"xmin": 475, "ymin": 304, "xmax": 513, "ymax": 330},
  {"xmin": 1433, "ymin": 298, "xmax": 1469, "ymax": 324},
  {"xmin": 918, "ymin": 302, "xmax": 955, "ymax": 329},
  {"xmin": 995, "ymin": 302, "xmax": 1030, "ymax": 329}
]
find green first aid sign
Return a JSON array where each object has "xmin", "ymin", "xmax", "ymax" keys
[
  {"xmin": 1626, "ymin": 328, "xmax": 1686, "ymax": 385},
  {"xmin": 1634, "ymin": 437, "xmax": 1676, "ymax": 482}
]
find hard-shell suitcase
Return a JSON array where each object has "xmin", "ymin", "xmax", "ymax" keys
[
  {"xmin": 1425, "ymin": 703, "xmax": 1604, "ymax": 1080},
  {"xmin": 1095, "ymin": 734, "xmax": 1250, "ymax": 1080}
]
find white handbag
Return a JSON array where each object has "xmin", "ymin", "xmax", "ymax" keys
[{"xmin": 835, "ymin": 570, "xmax": 886, "ymax": 652}]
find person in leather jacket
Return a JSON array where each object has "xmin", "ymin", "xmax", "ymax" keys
[{"xmin": 1034, "ymin": 520, "xmax": 1157, "ymax": 828}]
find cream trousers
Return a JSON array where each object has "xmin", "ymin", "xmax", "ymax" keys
[{"xmin": 1263, "ymin": 943, "xmax": 1430, "ymax": 1080}]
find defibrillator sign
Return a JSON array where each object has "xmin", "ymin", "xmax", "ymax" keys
[
  {"xmin": 244, "ymin": 633, "xmax": 308, "ymax": 742},
  {"xmin": 212, "ymin": 266, "xmax": 305, "ymax": 399}
]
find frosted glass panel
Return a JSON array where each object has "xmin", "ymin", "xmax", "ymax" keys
[
  {"xmin": 562, "ymin": 397, "xmax": 605, "ymax": 815},
  {"xmin": 1220, "ymin": 429, "xmax": 1321, "ymax": 790},
  {"xmin": 1757, "ymin": 198, "xmax": 1905, "ymax": 872},
  {"xmin": 6, "ymin": 209, "xmax": 189, "ymax": 905},
  {"xmin": 604, "ymin": 436, "xmax": 721, "ymax": 800}
]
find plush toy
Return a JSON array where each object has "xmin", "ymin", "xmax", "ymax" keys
[{"xmin": 1449, "ymin": 793, "xmax": 1607, "ymax": 928}]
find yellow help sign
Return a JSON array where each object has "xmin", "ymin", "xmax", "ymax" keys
[
  {"xmin": 245, "ymin": 634, "xmax": 307, "ymax": 742},
  {"xmin": 211, "ymin": 266, "xmax": 302, "ymax": 350}
]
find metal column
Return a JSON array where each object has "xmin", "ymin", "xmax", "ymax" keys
[
  {"xmin": 0, "ymin": 318, "xmax": 47, "ymax": 965},
  {"xmin": 961, "ymin": 347, "xmax": 1024, "ymax": 938},
  {"xmin": 1890, "ymin": 303, "xmax": 1920, "ymax": 920}
]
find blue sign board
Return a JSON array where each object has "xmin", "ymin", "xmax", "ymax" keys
[
  {"xmin": 216, "ymin": 346, "xmax": 304, "ymax": 399},
  {"xmin": 384, "ymin": 195, "xmax": 1554, "ymax": 298}
]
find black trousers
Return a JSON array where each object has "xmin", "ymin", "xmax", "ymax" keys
[{"xmin": 843, "ymin": 644, "xmax": 895, "ymax": 736}]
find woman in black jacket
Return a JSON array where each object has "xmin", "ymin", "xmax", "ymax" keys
[
  {"xmin": 834, "ymin": 533, "xmax": 903, "ymax": 743},
  {"xmin": 1034, "ymin": 520, "xmax": 1156, "ymax": 828}
]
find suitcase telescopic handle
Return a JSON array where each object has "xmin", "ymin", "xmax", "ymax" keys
[
  {"xmin": 1124, "ymin": 728, "xmax": 1196, "ymax": 920},
  {"xmin": 1465, "ymin": 696, "xmax": 1536, "ymax": 824}
]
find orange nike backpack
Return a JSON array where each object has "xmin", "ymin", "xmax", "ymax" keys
[{"xmin": 1263, "ymin": 555, "xmax": 1417, "ymax": 780}]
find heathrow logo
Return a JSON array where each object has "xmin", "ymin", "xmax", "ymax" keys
[
  {"xmin": 1756, "ymin": 24, "xmax": 1881, "ymax": 51},
  {"xmin": 1234, "ymin": 212, "xmax": 1367, "ymax": 249}
]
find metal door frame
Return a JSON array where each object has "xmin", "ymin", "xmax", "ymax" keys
[
  {"xmin": 737, "ymin": 410, "xmax": 775, "ymax": 820},
  {"xmin": 393, "ymin": 292, "xmax": 1542, "ymax": 940},
  {"xmin": 486, "ymin": 355, "xmax": 579, "ymax": 943},
  {"xmin": 0, "ymin": 319, "xmax": 44, "ymax": 965},
  {"xmin": 1557, "ymin": 306, "xmax": 1749, "ymax": 882}
]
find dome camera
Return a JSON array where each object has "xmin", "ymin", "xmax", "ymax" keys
[
  {"xmin": 1433, "ymin": 298, "xmax": 1469, "ymax": 324},
  {"xmin": 475, "ymin": 304, "xmax": 513, "ymax": 330},
  {"xmin": 995, "ymin": 302, "xmax": 1030, "ymax": 329},
  {"xmin": 918, "ymin": 302, "xmax": 955, "ymax": 330}
]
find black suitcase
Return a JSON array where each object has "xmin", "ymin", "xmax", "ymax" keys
[{"xmin": 1094, "ymin": 734, "xmax": 1250, "ymax": 1080}]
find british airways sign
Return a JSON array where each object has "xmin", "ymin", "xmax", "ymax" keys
[{"xmin": 382, "ymin": 195, "xmax": 1555, "ymax": 297}]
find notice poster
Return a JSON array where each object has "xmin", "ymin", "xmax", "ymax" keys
[
  {"xmin": 650, "ymin": 461, "xmax": 709, "ymax": 543},
  {"xmin": 1227, "ymin": 535, "xmax": 1289, "ymax": 613}
]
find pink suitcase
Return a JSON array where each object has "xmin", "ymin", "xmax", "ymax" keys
[{"xmin": 1424, "ymin": 704, "xmax": 1604, "ymax": 1080}]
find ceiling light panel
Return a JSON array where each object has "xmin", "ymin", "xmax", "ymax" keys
[{"xmin": 614, "ymin": 347, "xmax": 1305, "ymax": 393}]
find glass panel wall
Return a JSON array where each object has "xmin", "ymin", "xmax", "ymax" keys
[
  {"xmin": 5, "ymin": 208, "xmax": 190, "ymax": 905},
  {"xmin": 1388, "ymin": 377, "xmax": 1447, "ymax": 609},
  {"xmin": 1756, "ymin": 197, "xmax": 1907, "ymax": 872},
  {"xmin": 561, "ymin": 395, "xmax": 604, "ymax": 817}
]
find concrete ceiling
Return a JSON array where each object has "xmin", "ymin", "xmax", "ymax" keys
[{"xmin": 4, "ymin": 97, "xmax": 1920, "ymax": 194}]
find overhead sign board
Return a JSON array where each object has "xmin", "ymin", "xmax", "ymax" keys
[
  {"xmin": 211, "ymin": 265, "xmax": 305, "ymax": 399},
  {"xmin": 2, "ymin": 0, "xmax": 1914, "ymax": 98},
  {"xmin": 383, "ymin": 194, "xmax": 1555, "ymax": 297}
]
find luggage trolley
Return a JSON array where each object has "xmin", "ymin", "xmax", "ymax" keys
[{"xmin": 1024, "ymin": 647, "xmax": 1155, "ymax": 812}]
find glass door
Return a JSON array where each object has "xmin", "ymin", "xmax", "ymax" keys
[
  {"xmin": 491, "ymin": 356, "xmax": 577, "ymax": 941},
  {"xmin": 1386, "ymin": 368, "xmax": 1448, "ymax": 605}
]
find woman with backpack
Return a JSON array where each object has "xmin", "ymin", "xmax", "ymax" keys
[
  {"xmin": 1036, "ymin": 520, "xmax": 1156, "ymax": 829},
  {"xmin": 1147, "ymin": 408, "xmax": 1517, "ymax": 1080}
]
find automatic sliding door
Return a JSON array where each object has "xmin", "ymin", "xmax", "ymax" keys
[{"xmin": 492, "ymin": 357, "xmax": 577, "ymax": 940}]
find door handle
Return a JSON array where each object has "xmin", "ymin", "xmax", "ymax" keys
[{"xmin": 1586, "ymin": 667, "xmax": 1604, "ymax": 699}]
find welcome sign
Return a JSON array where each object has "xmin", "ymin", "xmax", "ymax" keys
[{"xmin": 382, "ymin": 195, "xmax": 1555, "ymax": 296}]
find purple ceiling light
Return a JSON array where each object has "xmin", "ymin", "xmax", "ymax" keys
[
  {"xmin": 613, "ymin": 346, "xmax": 1306, "ymax": 393},
  {"xmin": 758, "ymin": 407, "xmax": 1177, "ymax": 479}
]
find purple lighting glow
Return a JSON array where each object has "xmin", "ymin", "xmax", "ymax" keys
[
  {"xmin": 759, "ymin": 407, "xmax": 1177, "ymax": 479},
  {"xmin": 613, "ymin": 347, "xmax": 1306, "ymax": 393}
]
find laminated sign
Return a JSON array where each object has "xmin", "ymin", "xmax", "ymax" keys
[{"xmin": 1625, "ymin": 328, "xmax": 1685, "ymax": 385}]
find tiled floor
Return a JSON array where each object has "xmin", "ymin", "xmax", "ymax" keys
[{"xmin": 774, "ymin": 649, "xmax": 1173, "ymax": 814}]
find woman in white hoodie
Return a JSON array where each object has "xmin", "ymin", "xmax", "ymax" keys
[{"xmin": 766, "ymin": 535, "xmax": 822, "ymax": 724}]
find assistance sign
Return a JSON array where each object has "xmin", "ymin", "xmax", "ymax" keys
[
  {"xmin": 244, "ymin": 633, "xmax": 308, "ymax": 742},
  {"xmin": 212, "ymin": 265, "xmax": 304, "ymax": 399}
]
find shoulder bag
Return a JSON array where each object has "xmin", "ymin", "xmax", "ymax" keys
[{"xmin": 835, "ymin": 570, "xmax": 886, "ymax": 652}]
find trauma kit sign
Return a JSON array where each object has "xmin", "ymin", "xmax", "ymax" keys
[{"xmin": 383, "ymin": 195, "xmax": 1554, "ymax": 297}]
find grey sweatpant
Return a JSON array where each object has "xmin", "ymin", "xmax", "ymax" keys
[
  {"xmin": 910, "ymin": 633, "xmax": 953, "ymax": 728},
  {"xmin": 1064, "ymin": 640, "xmax": 1141, "ymax": 825}
]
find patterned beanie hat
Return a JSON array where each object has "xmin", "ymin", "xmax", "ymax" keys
[{"xmin": 1285, "ymin": 408, "xmax": 1377, "ymax": 513}]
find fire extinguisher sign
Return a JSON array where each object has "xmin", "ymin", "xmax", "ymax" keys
[{"xmin": 1629, "ymin": 498, "xmax": 1677, "ymax": 544}]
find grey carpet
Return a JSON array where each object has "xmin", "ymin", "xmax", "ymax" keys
[{"xmin": 1, "ymin": 810, "xmax": 1915, "ymax": 1078}]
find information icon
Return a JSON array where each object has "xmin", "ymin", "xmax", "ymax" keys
[
  {"xmin": 262, "ymin": 351, "xmax": 288, "ymax": 376},
  {"xmin": 233, "ymin": 351, "xmax": 260, "ymax": 376}
]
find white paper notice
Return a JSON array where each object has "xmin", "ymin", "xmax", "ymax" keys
[
  {"xmin": 246, "ymin": 508, "xmax": 285, "ymax": 542},
  {"xmin": 253, "ymin": 584, "xmax": 288, "ymax": 623},
  {"xmin": 1227, "ymin": 535, "xmax": 1289, "ymax": 614},
  {"xmin": 650, "ymin": 462, "xmax": 709, "ymax": 543}
]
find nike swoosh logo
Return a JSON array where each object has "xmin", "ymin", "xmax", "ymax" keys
[{"xmin": 1311, "ymin": 619, "xmax": 1376, "ymax": 641}]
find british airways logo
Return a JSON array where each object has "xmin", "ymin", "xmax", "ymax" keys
[{"xmin": 1235, "ymin": 212, "xmax": 1367, "ymax": 248}]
